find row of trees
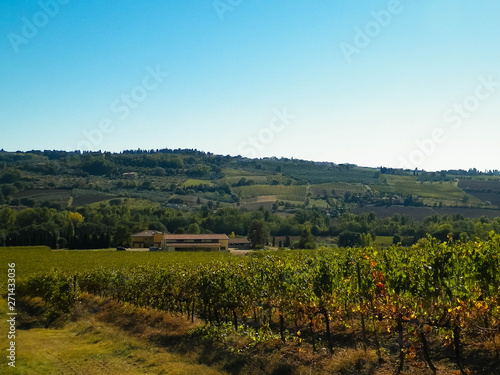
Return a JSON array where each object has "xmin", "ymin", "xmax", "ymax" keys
[{"xmin": 2, "ymin": 198, "xmax": 500, "ymax": 248}]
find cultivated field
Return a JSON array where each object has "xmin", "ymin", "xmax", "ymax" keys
[
  {"xmin": 355, "ymin": 205, "xmax": 500, "ymax": 220},
  {"xmin": 375, "ymin": 175, "xmax": 472, "ymax": 201},
  {"xmin": 4, "ymin": 241, "xmax": 500, "ymax": 374},
  {"xmin": 182, "ymin": 179, "xmax": 214, "ymax": 188},
  {"xmin": 0, "ymin": 247, "xmax": 230, "ymax": 280},
  {"xmin": 234, "ymin": 184, "xmax": 308, "ymax": 200}
]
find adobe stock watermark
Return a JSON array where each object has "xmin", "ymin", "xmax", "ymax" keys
[
  {"xmin": 399, "ymin": 75, "xmax": 500, "ymax": 169},
  {"xmin": 340, "ymin": 0, "xmax": 410, "ymax": 63},
  {"xmin": 237, "ymin": 108, "xmax": 295, "ymax": 158},
  {"xmin": 7, "ymin": 0, "xmax": 71, "ymax": 54},
  {"xmin": 213, "ymin": 0, "xmax": 243, "ymax": 21},
  {"xmin": 74, "ymin": 65, "xmax": 168, "ymax": 151}
]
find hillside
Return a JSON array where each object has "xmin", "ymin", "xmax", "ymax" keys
[
  {"xmin": 1, "ymin": 149, "xmax": 498, "ymax": 212},
  {"xmin": 1, "ymin": 149, "xmax": 500, "ymax": 248}
]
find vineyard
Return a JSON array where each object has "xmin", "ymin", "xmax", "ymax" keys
[
  {"xmin": 233, "ymin": 184, "xmax": 308, "ymax": 199},
  {"xmin": 372, "ymin": 176, "xmax": 476, "ymax": 207},
  {"xmin": 10, "ymin": 236, "xmax": 500, "ymax": 374}
]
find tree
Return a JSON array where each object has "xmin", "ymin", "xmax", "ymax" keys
[
  {"xmin": 0, "ymin": 207, "xmax": 17, "ymax": 231},
  {"xmin": 68, "ymin": 212, "xmax": 84, "ymax": 226},
  {"xmin": 0, "ymin": 169, "xmax": 21, "ymax": 183},
  {"xmin": 113, "ymin": 225, "xmax": 131, "ymax": 247},
  {"xmin": 247, "ymin": 220, "xmax": 270, "ymax": 248},
  {"xmin": 187, "ymin": 223, "xmax": 200, "ymax": 234},
  {"xmin": 1, "ymin": 184, "xmax": 18, "ymax": 198},
  {"xmin": 284, "ymin": 235, "xmax": 291, "ymax": 247},
  {"xmin": 338, "ymin": 231, "xmax": 360, "ymax": 247},
  {"xmin": 0, "ymin": 207, "xmax": 17, "ymax": 246},
  {"xmin": 293, "ymin": 227, "xmax": 317, "ymax": 249},
  {"xmin": 359, "ymin": 233, "xmax": 373, "ymax": 247}
]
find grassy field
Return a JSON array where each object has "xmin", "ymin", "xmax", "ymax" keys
[
  {"xmin": 84, "ymin": 197, "xmax": 165, "ymax": 211},
  {"xmin": 309, "ymin": 182, "xmax": 367, "ymax": 198},
  {"xmin": 125, "ymin": 190, "xmax": 175, "ymax": 205},
  {"xmin": 355, "ymin": 205, "xmax": 500, "ymax": 220},
  {"xmin": 15, "ymin": 189, "xmax": 72, "ymax": 207},
  {"xmin": 463, "ymin": 191, "xmax": 500, "ymax": 207},
  {"xmin": 14, "ymin": 188, "xmax": 117, "ymax": 209},
  {"xmin": 71, "ymin": 189, "xmax": 116, "ymax": 207},
  {"xmin": 457, "ymin": 179, "xmax": 500, "ymax": 207},
  {"xmin": 4, "ymin": 246, "xmax": 500, "ymax": 374},
  {"xmin": 280, "ymin": 164, "xmax": 380, "ymax": 184},
  {"xmin": 240, "ymin": 195, "xmax": 276, "ymax": 210},
  {"xmin": 373, "ymin": 235, "xmax": 394, "ymax": 246},
  {"xmin": 374, "ymin": 175, "xmax": 460, "ymax": 196},
  {"xmin": 373, "ymin": 175, "xmax": 481, "ymax": 206},
  {"xmin": 0, "ymin": 298, "xmax": 225, "ymax": 375},
  {"xmin": 221, "ymin": 168, "xmax": 268, "ymax": 177},
  {"xmin": 457, "ymin": 178, "xmax": 500, "ymax": 191},
  {"xmin": 309, "ymin": 198, "xmax": 329, "ymax": 208},
  {"xmin": 0, "ymin": 247, "xmax": 233, "ymax": 281},
  {"xmin": 234, "ymin": 184, "xmax": 307, "ymax": 199},
  {"xmin": 182, "ymin": 179, "xmax": 213, "ymax": 188},
  {"xmin": 221, "ymin": 175, "xmax": 269, "ymax": 184},
  {"xmin": 119, "ymin": 198, "xmax": 163, "ymax": 210}
]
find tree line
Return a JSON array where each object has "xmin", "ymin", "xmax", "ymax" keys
[{"xmin": 2, "ymin": 199, "xmax": 500, "ymax": 248}]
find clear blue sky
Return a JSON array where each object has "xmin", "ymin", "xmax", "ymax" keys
[{"xmin": 1, "ymin": 0, "xmax": 500, "ymax": 171}]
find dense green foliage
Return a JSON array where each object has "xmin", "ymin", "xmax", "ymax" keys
[
  {"xmin": 3, "ymin": 149, "xmax": 500, "ymax": 249},
  {"xmin": 3, "ymin": 201, "xmax": 500, "ymax": 249},
  {"xmin": 247, "ymin": 220, "xmax": 271, "ymax": 248},
  {"xmin": 0, "ymin": 149, "xmax": 496, "ymax": 213}
]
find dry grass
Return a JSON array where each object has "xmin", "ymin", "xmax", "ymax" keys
[
  {"xmin": 12, "ymin": 321, "xmax": 226, "ymax": 375},
  {"xmin": 72, "ymin": 295, "xmax": 500, "ymax": 375},
  {"xmin": 2, "ymin": 297, "xmax": 225, "ymax": 375},
  {"xmin": 9, "ymin": 295, "xmax": 500, "ymax": 375}
]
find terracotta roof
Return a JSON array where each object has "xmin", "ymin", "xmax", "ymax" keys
[
  {"xmin": 163, "ymin": 234, "xmax": 229, "ymax": 240},
  {"xmin": 132, "ymin": 230, "xmax": 163, "ymax": 237},
  {"xmin": 164, "ymin": 243, "xmax": 222, "ymax": 247}
]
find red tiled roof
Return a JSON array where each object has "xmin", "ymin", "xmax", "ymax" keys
[{"xmin": 163, "ymin": 234, "xmax": 229, "ymax": 240}]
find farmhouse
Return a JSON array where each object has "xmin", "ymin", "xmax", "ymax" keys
[
  {"xmin": 131, "ymin": 230, "xmax": 163, "ymax": 248},
  {"xmin": 161, "ymin": 234, "xmax": 229, "ymax": 252},
  {"xmin": 131, "ymin": 231, "xmax": 230, "ymax": 251}
]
